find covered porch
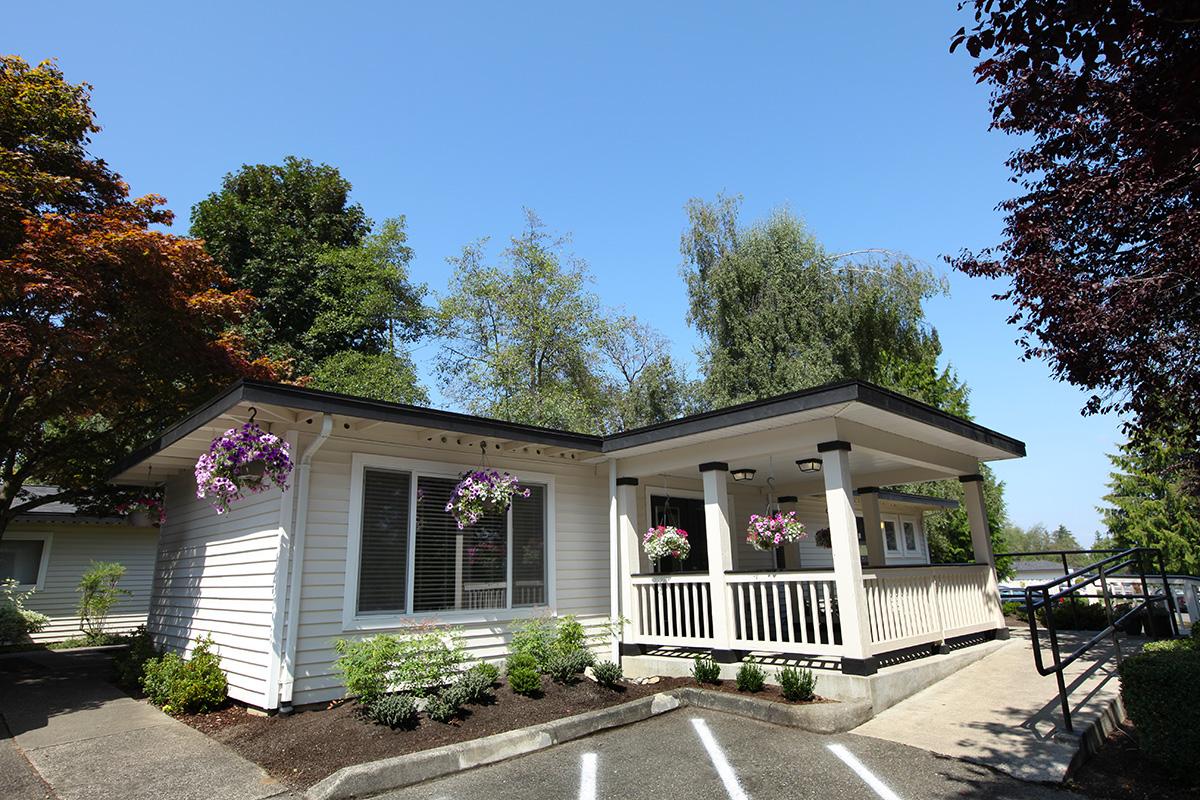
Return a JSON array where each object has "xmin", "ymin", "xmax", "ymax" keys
[{"xmin": 601, "ymin": 383, "xmax": 1023, "ymax": 676}]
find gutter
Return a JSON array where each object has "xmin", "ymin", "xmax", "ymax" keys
[{"xmin": 278, "ymin": 413, "xmax": 333, "ymax": 712}]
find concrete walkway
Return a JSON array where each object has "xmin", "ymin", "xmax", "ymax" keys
[
  {"xmin": 853, "ymin": 628, "xmax": 1136, "ymax": 783},
  {"xmin": 0, "ymin": 648, "xmax": 296, "ymax": 800}
]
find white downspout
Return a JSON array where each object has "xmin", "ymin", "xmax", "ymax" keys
[
  {"xmin": 607, "ymin": 459, "xmax": 620, "ymax": 662},
  {"xmin": 278, "ymin": 413, "xmax": 333, "ymax": 712}
]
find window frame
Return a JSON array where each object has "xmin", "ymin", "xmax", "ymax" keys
[
  {"xmin": 343, "ymin": 453, "xmax": 556, "ymax": 631},
  {"xmin": 882, "ymin": 513, "xmax": 924, "ymax": 558},
  {"xmin": 0, "ymin": 530, "xmax": 53, "ymax": 591}
]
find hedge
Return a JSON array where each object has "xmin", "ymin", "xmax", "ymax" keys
[{"xmin": 1118, "ymin": 637, "xmax": 1200, "ymax": 776}]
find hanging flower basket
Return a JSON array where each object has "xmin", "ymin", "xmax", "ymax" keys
[
  {"xmin": 116, "ymin": 497, "xmax": 165, "ymax": 527},
  {"xmin": 746, "ymin": 511, "xmax": 807, "ymax": 551},
  {"xmin": 446, "ymin": 469, "xmax": 530, "ymax": 530},
  {"xmin": 195, "ymin": 422, "xmax": 293, "ymax": 514},
  {"xmin": 643, "ymin": 525, "xmax": 691, "ymax": 564}
]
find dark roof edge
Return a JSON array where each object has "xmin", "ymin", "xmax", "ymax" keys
[{"xmin": 857, "ymin": 489, "xmax": 960, "ymax": 510}]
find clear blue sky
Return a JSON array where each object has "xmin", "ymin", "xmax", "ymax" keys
[{"xmin": 10, "ymin": 2, "xmax": 1123, "ymax": 543}]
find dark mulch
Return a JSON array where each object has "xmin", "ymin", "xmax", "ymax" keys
[
  {"xmin": 178, "ymin": 675, "xmax": 828, "ymax": 789},
  {"xmin": 1069, "ymin": 722, "xmax": 1199, "ymax": 800},
  {"xmin": 691, "ymin": 678, "xmax": 832, "ymax": 704}
]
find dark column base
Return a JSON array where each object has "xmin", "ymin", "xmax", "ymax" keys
[
  {"xmin": 993, "ymin": 627, "xmax": 1011, "ymax": 641},
  {"xmin": 840, "ymin": 656, "xmax": 879, "ymax": 676},
  {"xmin": 710, "ymin": 649, "xmax": 740, "ymax": 664},
  {"xmin": 933, "ymin": 642, "xmax": 951, "ymax": 655},
  {"xmin": 619, "ymin": 642, "xmax": 644, "ymax": 657}
]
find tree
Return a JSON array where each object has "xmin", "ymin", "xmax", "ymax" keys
[
  {"xmin": 597, "ymin": 316, "xmax": 699, "ymax": 430},
  {"xmin": 77, "ymin": 561, "xmax": 129, "ymax": 642},
  {"xmin": 1101, "ymin": 431, "xmax": 1200, "ymax": 575},
  {"xmin": 0, "ymin": 57, "xmax": 279, "ymax": 540},
  {"xmin": 950, "ymin": 2, "xmax": 1200, "ymax": 476}
]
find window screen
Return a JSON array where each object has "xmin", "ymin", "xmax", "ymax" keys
[
  {"xmin": 357, "ymin": 469, "xmax": 411, "ymax": 614},
  {"xmin": 512, "ymin": 485, "xmax": 546, "ymax": 606},
  {"xmin": 0, "ymin": 539, "xmax": 44, "ymax": 585}
]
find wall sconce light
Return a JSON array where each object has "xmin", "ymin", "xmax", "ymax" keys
[
  {"xmin": 796, "ymin": 458, "xmax": 823, "ymax": 473},
  {"xmin": 730, "ymin": 467, "xmax": 757, "ymax": 482}
]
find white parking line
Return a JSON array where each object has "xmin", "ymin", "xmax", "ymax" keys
[
  {"xmin": 691, "ymin": 718, "xmax": 749, "ymax": 800},
  {"xmin": 827, "ymin": 743, "xmax": 902, "ymax": 800},
  {"xmin": 579, "ymin": 752, "xmax": 597, "ymax": 800}
]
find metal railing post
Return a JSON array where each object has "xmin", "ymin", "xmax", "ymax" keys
[
  {"xmin": 1156, "ymin": 551, "xmax": 1180, "ymax": 638},
  {"xmin": 1099, "ymin": 566, "xmax": 1122, "ymax": 668},
  {"xmin": 1042, "ymin": 582, "xmax": 1073, "ymax": 733}
]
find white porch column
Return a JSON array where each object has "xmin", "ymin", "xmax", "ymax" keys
[
  {"xmin": 700, "ymin": 462, "xmax": 736, "ymax": 661},
  {"xmin": 616, "ymin": 476, "xmax": 642, "ymax": 657},
  {"xmin": 961, "ymin": 474, "xmax": 1009, "ymax": 634},
  {"xmin": 858, "ymin": 487, "xmax": 886, "ymax": 567},
  {"xmin": 819, "ymin": 441, "xmax": 877, "ymax": 675}
]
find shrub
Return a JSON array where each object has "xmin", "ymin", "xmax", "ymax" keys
[
  {"xmin": 554, "ymin": 615, "xmax": 587, "ymax": 655},
  {"xmin": 692, "ymin": 655, "xmax": 721, "ymax": 685},
  {"xmin": 735, "ymin": 658, "xmax": 766, "ymax": 692},
  {"xmin": 509, "ymin": 617, "xmax": 556, "ymax": 670},
  {"xmin": 1036, "ymin": 599, "xmax": 1108, "ymax": 631},
  {"xmin": 470, "ymin": 660, "xmax": 500, "ymax": 685},
  {"xmin": 365, "ymin": 693, "xmax": 418, "ymax": 729},
  {"xmin": 1119, "ymin": 642, "xmax": 1200, "ymax": 776},
  {"xmin": 333, "ymin": 625, "xmax": 465, "ymax": 705},
  {"xmin": 592, "ymin": 660, "xmax": 622, "ymax": 688},
  {"xmin": 778, "ymin": 666, "xmax": 816, "ymax": 702},
  {"xmin": 506, "ymin": 652, "xmax": 538, "ymax": 675},
  {"xmin": 448, "ymin": 663, "xmax": 497, "ymax": 706},
  {"xmin": 76, "ymin": 562, "xmax": 131, "ymax": 643},
  {"xmin": 545, "ymin": 648, "xmax": 594, "ymax": 684},
  {"xmin": 113, "ymin": 626, "xmax": 158, "ymax": 691},
  {"xmin": 1001, "ymin": 601, "xmax": 1024, "ymax": 618},
  {"xmin": 141, "ymin": 635, "xmax": 228, "ymax": 714},
  {"xmin": 0, "ymin": 579, "xmax": 50, "ymax": 645},
  {"xmin": 508, "ymin": 666, "xmax": 542, "ymax": 696},
  {"xmin": 425, "ymin": 693, "xmax": 460, "ymax": 723}
]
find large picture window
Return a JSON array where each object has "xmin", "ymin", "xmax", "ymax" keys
[
  {"xmin": 0, "ymin": 537, "xmax": 47, "ymax": 587},
  {"xmin": 352, "ymin": 461, "xmax": 550, "ymax": 620}
]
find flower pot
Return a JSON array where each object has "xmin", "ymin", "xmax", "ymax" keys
[
  {"xmin": 237, "ymin": 460, "xmax": 268, "ymax": 487},
  {"xmin": 127, "ymin": 510, "xmax": 153, "ymax": 528}
]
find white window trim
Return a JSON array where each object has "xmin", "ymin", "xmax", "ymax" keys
[
  {"xmin": 343, "ymin": 453, "xmax": 557, "ymax": 632},
  {"xmin": 1, "ymin": 530, "xmax": 53, "ymax": 590},
  {"xmin": 883, "ymin": 513, "xmax": 925, "ymax": 559}
]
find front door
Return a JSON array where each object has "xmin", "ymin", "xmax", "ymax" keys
[{"xmin": 649, "ymin": 494, "xmax": 708, "ymax": 573}]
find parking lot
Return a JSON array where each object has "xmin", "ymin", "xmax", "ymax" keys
[{"xmin": 378, "ymin": 709, "xmax": 1080, "ymax": 800}]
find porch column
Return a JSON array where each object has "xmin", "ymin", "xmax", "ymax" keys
[
  {"xmin": 616, "ymin": 477, "xmax": 641, "ymax": 656},
  {"xmin": 700, "ymin": 462, "xmax": 736, "ymax": 662},
  {"xmin": 960, "ymin": 474, "xmax": 1009, "ymax": 634},
  {"xmin": 858, "ymin": 487, "xmax": 886, "ymax": 567},
  {"xmin": 819, "ymin": 441, "xmax": 877, "ymax": 675}
]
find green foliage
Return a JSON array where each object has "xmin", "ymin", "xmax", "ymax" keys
[
  {"xmin": 508, "ymin": 617, "xmax": 557, "ymax": 671},
  {"xmin": 452, "ymin": 662, "xmax": 498, "ymax": 704},
  {"xmin": 333, "ymin": 626, "xmax": 465, "ymax": 705},
  {"xmin": 1001, "ymin": 601, "xmax": 1024, "ymax": 618},
  {"xmin": 425, "ymin": 693, "xmax": 460, "ymax": 723},
  {"xmin": 507, "ymin": 665, "xmax": 542, "ymax": 696},
  {"xmin": 141, "ymin": 635, "xmax": 228, "ymax": 715},
  {"xmin": 505, "ymin": 652, "xmax": 538, "ymax": 675},
  {"xmin": 508, "ymin": 615, "xmax": 596, "ymax": 673},
  {"xmin": 778, "ymin": 666, "xmax": 816, "ymax": 702},
  {"xmin": 1036, "ymin": 600, "xmax": 1109, "ymax": 631},
  {"xmin": 469, "ymin": 660, "xmax": 500, "ymax": 685},
  {"xmin": 76, "ymin": 561, "xmax": 130, "ymax": 642},
  {"xmin": 545, "ymin": 648, "xmax": 594, "ymax": 684},
  {"xmin": 364, "ymin": 693, "xmax": 418, "ymax": 729},
  {"xmin": 592, "ymin": 660, "xmax": 623, "ymax": 688},
  {"xmin": 554, "ymin": 615, "xmax": 587, "ymax": 655},
  {"xmin": 0, "ymin": 579, "xmax": 50, "ymax": 645},
  {"xmin": 1119, "ymin": 642, "xmax": 1200, "ymax": 776},
  {"xmin": 113, "ymin": 626, "xmax": 158, "ymax": 691},
  {"xmin": 309, "ymin": 351, "xmax": 427, "ymax": 405},
  {"xmin": 692, "ymin": 655, "xmax": 721, "ymax": 685},
  {"xmin": 735, "ymin": 658, "xmax": 766, "ymax": 692}
]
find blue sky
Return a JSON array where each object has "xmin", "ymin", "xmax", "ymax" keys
[{"xmin": 10, "ymin": 2, "xmax": 1122, "ymax": 542}]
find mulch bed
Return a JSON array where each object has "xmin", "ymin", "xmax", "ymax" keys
[
  {"xmin": 178, "ymin": 676, "xmax": 828, "ymax": 789},
  {"xmin": 1069, "ymin": 722, "xmax": 1199, "ymax": 800}
]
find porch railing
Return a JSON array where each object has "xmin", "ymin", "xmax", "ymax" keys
[
  {"xmin": 727, "ymin": 571, "xmax": 843, "ymax": 655},
  {"xmin": 629, "ymin": 573, "xmax": 717, "ymax": 647},
  {"xmin": 862, "ymin": 564, "xmax": 996, "ymax": 653}
]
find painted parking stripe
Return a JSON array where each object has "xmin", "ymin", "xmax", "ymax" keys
[
  {"xmin": 691, "ymin": 718, "xmax": 749, "ymax": 800},
  {"xmin": 827, "ymin": 743, "xmax": 902, "ymax": 800},
  {"xmin": 579, "ymin": 752, "xmax": 597, "ymax": 800}
]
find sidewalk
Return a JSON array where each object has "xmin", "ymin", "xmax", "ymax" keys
[
  {"xmin": 0, "ymin": 648, "xmax": 296, "ymax": 800},
  {"xmin": 852, "ymin": 627, "xmax": 1137, "ymax": 783}
]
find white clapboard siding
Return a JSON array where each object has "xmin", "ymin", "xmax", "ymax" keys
[
  {"xmin": 9, "ymin": 521, "xmax": 159, "ymax": 642},
  {"xmin": 147, "ymin": 478, "xmax": 282, "ymax": 706},
  {"xmin": 288, "ymin": 435, "xmax": 613, "ymax": 707}
]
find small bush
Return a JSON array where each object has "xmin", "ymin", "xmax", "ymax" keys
[
  {"xmin": 425, "ymin": 693, "xmax": 460, "ymax": 723},
  {"xmin": 778, "ymin": 666, "xmax": 815, "ymax": 702},
  {"xmin": 0, "ymin": 579, "xmax": 50, "ymax": 645},
  {"xmin": 1001, "ymin": 601, "xmax": 1024, "ymax": 618},
  {"xmin": 509, "ymin": 617, "xmax": 557, "ymax": 670},
  {"xmin": 470, "ymin": 660, "xmax": 500, "ymax": 685},
  {"xmin": 1119, "ymin": 642, "xmax": 1200, "ymax": 776},
  {"xmin": 333, "ymin": 625, "xmax": 465, "ymax": 705},
  {"xmin": 1036, "ymin": 600, "xmax": 1108, "ymax": 631},
  {"xmin": 113, "ymin": 626, "xmax": 158, "ymax": 691},
  {"xmin": 508, "ymin": 666, "xmax": 542, "ymax": 696},
  {"xmin": 141, "ymin": 635, "xmax": 228, "ymax": 715},
  {"xmin": 735, "ymin": 658, "xmax": 766, "ymax": 692},
  {"xmin": 592, "ymin": 660, "xmax": 622, "ymax": 687},
  {"xmin": 692, "ymin": 655, "xmax": 721, "ymax": 685},
  {"xmin": 545, "ymin": 648, "xmax": 594, "ymax": 684},
  {"xmin": 506, "ymin": 652, "xmax": 538, "ymax": 675},
  {"xmin": 452, "ymin": 663, "xmax": 498, "ymax": 704},
  {"xmin": 365, "ymin": 693, "xmax": 418, "ymax": 729},
  {"xmin": 77, "ymin": 562, "xmax": 130, "ymax": 643},
  {"xmin": 554, "ymin": 615, "xmax": 587, "ymax": 654}
]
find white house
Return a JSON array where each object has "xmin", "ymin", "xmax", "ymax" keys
[
  {"xmin": 112, "ymin": 379, "xmax": 1024, "ymax": 711},
  {"xmin": 1, "ymin": 487, "xmax": 159, "ymax": 642}
]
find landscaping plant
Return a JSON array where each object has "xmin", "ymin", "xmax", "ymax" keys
[
  {"xmin": 778, "ymin": 666, "xmax": 816, "ymax": 702},
  {"xmin": 506, "ymin": 652, "xmax": 542, "ymax": 696},
  {"xmin": 508, "ymin": 617, "xmax": 557, "ymax": 670},
  {"xmin": 333, "ymin": 625, "xmax": 465, "ymax": 705},
  {"xmin": 365, "ymin": 693, "xmax": 419, "ymax": 729},
  {"xmin": 77, "ymin": 561, "xmax": 130, "ymax": 643},
  {"xmin": 141, "ymin": 635, "xmax": 228, "ymax": 715},
  {"xmin": 113, "ymin": 626, "xmax": 158, "ymax": 691},
  {"xmin": 1036, "ymin": 599, "xmax": 1108, "ymax": 631},
  {"xmin": 592, "ymin": 660, "xmax": 623, "ymax": 688},
  {"xmin": 546, "ymin": 648, "xmax": 594, "ymax": 684},
  {"xmin": 425, "ymin": 693, "xmax": 460, "ymax": 723},
  {"xmin": 692, "ymin": 655, "xmax": 721, "ymax": 685},
  {"xmin": 735, "ymin": 658, "xmax": 766, "ymax": 692},
  {"xmin": 0, "ymin": 579, "xmax": 49, "ymax": 645},
  {"xmin": 1119, "ymin": 637, "xmax": 1200, "ymax": 777},
  {"xmin": 452, "ymin": 662, "xmax": 498, "ymax": 704}
]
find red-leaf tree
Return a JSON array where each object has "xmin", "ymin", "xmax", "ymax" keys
[
  {"xmin": 0, "ymin": 56, "xmax": 280, "ymax": 538},
  {"xmin": 949, "ymin": 2, "xmax": 1200, "ymax": 466}
]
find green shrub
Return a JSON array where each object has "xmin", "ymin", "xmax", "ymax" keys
[
  {"xmin": 545, "ymin": 648, "xmax": 594, "ymax": 684},
  {"xmin": 365, "ymin": 693, "xmax": 418, "ymax": 729},
  {"xmin": 0, "ymin": 579, "xmax": 50, "ymax": 645},
  {"xmin": 425, "ymin": 693, "xmax": 460, "ymax": 723},
  {"xmin": 1142, "ymin": 637, "xmax": 1197, "ymax": 654},
  {"xmin": 735, "ymin": 658, "xmax": 766, "ymax": 692},
  {"xmin": 1036, "ymin": 600, "xmax": 1109, "ymax": 631},
  {"xmin": 141, "ymin": 635, "xmax": 227, "ymax": 715},
  {"xmin": 76, "ymin": 562, "xmax": 130, "ymax": 643},
  {"xmin": 113, "ymin": 626, "xmax": 158, "ymax": 691},
  {"xmin": 692, "ymin": 655, "xmax": 721, "ymax": 685},
  {"xmin": 509, "ymin": 617, "xmax": 556, "ymax": 670},
  {"xmin": 470, "ymin": 660, "xmax": 500, "ymax": 685},
  {"xmin": 592, "ymin": 660, "xmax": 622, "ymax": 688},
  {"xmin": 333, "ymin": 625, "xmax": 465, "ymax": 705},
  {"xmin": 508, "ymin": 666, "xmax": 542, "ymax": 696},
  {"xmin": 778, "ymin": 666, "xmax": 816, "ymax": 701},
  {"xmin": 1001, "ymin": 601, "xmax": 1024, "ymax": 618},
  {"xmin": 506, "ymin": 652, "xmax": 538, "ymax": 675},
  {"xmin": 1119, "ymin": 643, "xmax": 1200, "ymax": 776},
  {"xmin": 452, "ymin": 662, "xmax": 498, "ymax": 704},
  {"xmin": 554, "ymin": 615, "xmax": 587, "ymax": 654}
]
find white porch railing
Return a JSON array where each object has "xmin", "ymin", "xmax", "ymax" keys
[
  {"xmin": 862, "ymin": 564, "xmax": 996, "ymax": 653},
  {"xmin": 629, "ymin": 573, "xmax": 717, "ymax": 647},
  {"xmin": 727, "ymin": 571, "xmax": 844, "ymax": 655}
]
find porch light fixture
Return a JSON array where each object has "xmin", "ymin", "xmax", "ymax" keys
[
  {"xmin": 796, "ymin": 458, "xmax": 823, "ymax": 473},
  {"xmin": 730, "ymin": 467, "xmax": 757, "ymax": 482}
]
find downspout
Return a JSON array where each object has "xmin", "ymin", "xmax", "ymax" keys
[
  {"xmin": 264, "ymin": 429, "xmax": 300, "ymax": 711},
  {"xmin": 278, "ymin": 413, "xmax": 333, "ymax": 712},
  {"xmin": 607, "ymin": 459, "xmax": 620, "ymax": 662}
]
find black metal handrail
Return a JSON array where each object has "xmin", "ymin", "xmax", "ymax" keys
[{"xmin": 999, "ymin": 547, "xmax": 1179, "ymax": 732}]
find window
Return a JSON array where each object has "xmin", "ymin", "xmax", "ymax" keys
[
  {"xmin": 883, "ymin": 518, "xmax": 899, "ymax": 552},
  {"xmin": 902, "ymin": 519, "xmax": 918, "ymax": 552},
  {"xmin": 649, "ymin": 494, "xmax": 707, "ymax": 573},
  {"xmin": 351, "ymin": 459, "xmax": 550, "ymax": 622},
  {"xmin": 883, "ymin": 514, "xmax": 922, "ymax": 557},
  {"xmin": 0, "ymin": 538, "xmax": 46, "ymax": 587}
]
